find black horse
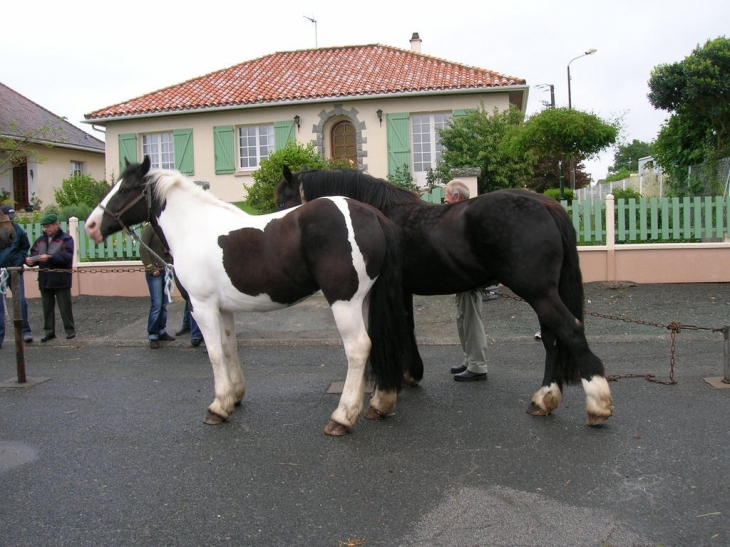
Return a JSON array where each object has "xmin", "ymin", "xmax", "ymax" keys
[{"xmin": 276, "ymin": 167, "xmax": 613, "ymax": 425}]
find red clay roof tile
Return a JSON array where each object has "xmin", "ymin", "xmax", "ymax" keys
[{"xmin": 86, "ymin": 44, "xmax": 525, "ymax": 121}]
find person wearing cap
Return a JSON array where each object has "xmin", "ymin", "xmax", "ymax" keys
[
  {"xmin": 25, "ymin": 213, "xmax": 75, "ymax": 342},
  {"xmin": 0, "ymin": 205, "xmax": 33, "ymax": 347}
]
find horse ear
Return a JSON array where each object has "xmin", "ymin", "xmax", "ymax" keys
[
  {"xmin": 283, "ymin": 165, "xmax": 293, "ymax": 183},
  {"xmin": 140, "ymin": 155, "xmax": 151, "ymax": 175}
]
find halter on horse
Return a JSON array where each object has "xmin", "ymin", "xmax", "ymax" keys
[
  {"xmin": 276, "ymin": 167, "xmax": 614, "ymax": 426},
  {"xmin": 86, "ymin": 157, "xmax": 414, "ymax": 435}
]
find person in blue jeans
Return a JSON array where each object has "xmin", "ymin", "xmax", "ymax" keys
[
  {"xmin": 0, "ymin": 205, "xmax": 33, "ymax": 347},
  {"xmin": 139, "ymin": 223, "xmax": 175, "ymax": 349},
  {"xmin": 176, "ymin": 301, "xmax": 204, "ymax": 347}
]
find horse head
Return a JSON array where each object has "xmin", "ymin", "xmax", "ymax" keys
[
  {"xmin": 85, "ymin": 156, "xmax": 157, "ymax": 243},
  {"xmin": 275, "ymin": 165, "xmax": 306, "ymax": 211}
]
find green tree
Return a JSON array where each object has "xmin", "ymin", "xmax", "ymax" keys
[
  {"xmin": 438, "ymin": 105, "xmax": 532, "ymax": 194},
  {"xmin": 648, "ymin": 36, "xmax": 730, "ymax": 192},
  {"xmin": 245, "ymin": 141, "xmax": 358, "ymax": 213},
  {"xmin": 609, "ymin": 139, "xmax": 654, "ymax": 173},
  {"xmin": 515, "ymin": 107, "xmax": 619, "ymax": 194},
  {"xmin": 54, "ymin": 173, "xmax": 111, "ymax": 208}
]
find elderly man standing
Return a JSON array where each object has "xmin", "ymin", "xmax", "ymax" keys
[
  {"xmin": 0, "ymin": 205, "xmax": 33, "ymax": 347},
  {"xmin": 444, "ymin": 180, "xmax": 489, "ymax": 382},
  {"xmin": 25, "ymin": 213, "xmax": 75, "ymax": 342}
]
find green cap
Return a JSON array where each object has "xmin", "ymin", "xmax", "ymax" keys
[{"xmin": 40, "ymin": 213, "xmax": 58, "ymax": 225}]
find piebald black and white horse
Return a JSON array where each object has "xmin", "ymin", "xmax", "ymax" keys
[
  {"xmin": 86, "ymin": 157, "xmax": 412, "ymax": 435},
  {"xmin": 276, "ymin": 167, "xmax": 614, "ymax": 425}
]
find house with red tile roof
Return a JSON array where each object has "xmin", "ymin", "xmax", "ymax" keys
[
  {"xmin": 85, "ymin": 34, "xmax": 527, "ymax": 201},
  {"xmin": 0, "ymin": 83, "xmax": 105, "ymax": 211}
]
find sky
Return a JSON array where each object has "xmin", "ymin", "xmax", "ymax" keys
[{"xmin": 2, "ymin": 0, "xmax": 728, "ymax": 183}]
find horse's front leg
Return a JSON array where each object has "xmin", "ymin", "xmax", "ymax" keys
[
  {"xmin": 195, "ymin": 306, "xmax": 244, "ymax": 424},
  {"xmin": 401, "ymin": 293, "xmax": 423, "ymax": 387}
]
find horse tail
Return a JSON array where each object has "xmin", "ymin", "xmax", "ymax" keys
[
  {"xmin": 367, "ymin": 218, "xmax": 409, "ymax": 393},
  {"xmin": 546, "ymin": 201, "xmax": 586, "ymax": 384}
]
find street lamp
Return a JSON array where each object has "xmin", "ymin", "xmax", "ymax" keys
[
  {"xmin": 566, "ymin": 48, "xmax": 597, "ymax": 193},
  {"xmin": 567, "ymin": 48, "xmax": 596, "ymax": 109}
]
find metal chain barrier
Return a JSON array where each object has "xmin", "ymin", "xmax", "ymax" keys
[{"xmin": 497, "ymin": 292, "xmax": 727, "ymax": 385}]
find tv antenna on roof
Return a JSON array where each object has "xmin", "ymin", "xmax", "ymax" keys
[{"xmin": 303, "ymin": 15, "xmax": 318, "ymax": 48}]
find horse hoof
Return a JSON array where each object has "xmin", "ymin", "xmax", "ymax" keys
[
  {"xmin": 526, "ymin": 401, "xmax": 551, "ymax": 416},
  {"xmin": 324, "ymin": 420, "xmax": 351, "ymax": 436},
  {"xmin": 402, "ymin": 376, "xmax": 420, "ymax": 388},
  {"xmin": 204, "ymin": 410, "xmax": 226, "ymax": 425},
  {"xmin": 587, "ymin": 413, "xmax": 611, "ymax": 426},
  {"xmin": 363, "ymin": 406, "xmax": 387, "ymax": 421}
]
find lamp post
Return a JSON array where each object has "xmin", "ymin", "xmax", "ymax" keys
[{"xmin": 566, "ymin": 48, "xmax": 597, "ymax": 192}]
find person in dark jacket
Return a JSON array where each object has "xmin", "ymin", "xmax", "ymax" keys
[
  {"xmin": 0, "ymin": 205, "xmax": 33, "ymax": 347},
  {"xmin": 25, "ymin": 213, "xmax": 75, "ymax": 342}
]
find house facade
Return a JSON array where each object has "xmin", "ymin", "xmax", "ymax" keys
[
  {"xmin": 85, "ymin": 35, "xmax": 528, "ymax": 202},
  {"xmin": 0, "ymin": 83, "xmax": 105, "ymax": 210}
]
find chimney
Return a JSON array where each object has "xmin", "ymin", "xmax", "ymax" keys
[{"xmin": 410, "ymin": 32, "xmax": 422, "ymax": 53}]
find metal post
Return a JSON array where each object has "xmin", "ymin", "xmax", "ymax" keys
[{"xmin": 722, "ymin": 325, "xmax": 730, "ymax": 384}]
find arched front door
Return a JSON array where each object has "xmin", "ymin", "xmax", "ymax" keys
[{"xmin": 331, "ymin": 121, "xmax": 357, "ymax": 166}]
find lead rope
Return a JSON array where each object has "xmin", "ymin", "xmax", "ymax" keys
[
  {"xmin": 0, "ymin": 268, "xmax": 8, "ymax": 321},
  {"xmin": 126, "ymin": 226, "xmax": 175, "ymax": 304}
]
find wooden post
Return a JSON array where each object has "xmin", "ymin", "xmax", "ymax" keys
[{"xmin": 10, "ymin": 268, "xmax": 27, "ymax": 383}]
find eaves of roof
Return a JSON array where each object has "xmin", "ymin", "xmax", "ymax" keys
[
  {"xmin": 85, "ymin": 44, "xmax": 527, "ymax": 124},
  {"xmin": 84, "ymin": 85, "xmax": 529, "ymax": 125}
]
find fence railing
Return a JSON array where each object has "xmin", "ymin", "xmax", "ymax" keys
[
  {"xmin": 18, "ymin": 195, "xmax": 730, "ymax": 263},
  {"xmin": 564, "ymin": 195, "xmax": 730, "ymax": 245}
]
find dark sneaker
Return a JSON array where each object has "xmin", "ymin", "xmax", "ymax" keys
[
  {"xmin": 158, "ymin": 333, "xmax": 176, "ymax": 342},
  {"xmin": 150, "ymin": 340, "xmax": 160, "ymax": 349}
]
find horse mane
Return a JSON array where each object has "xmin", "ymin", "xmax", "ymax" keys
[
  {"xmin": 148, "ymin": 169, "xmax": 243, "ymax": 215},
  {"xmin": 297, "ymin": 169, "xmax": 422, "ymax": 209}
]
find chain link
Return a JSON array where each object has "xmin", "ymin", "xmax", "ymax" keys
[{"xmin": 496, "ymin": 290, "xmax": 727, "ymax": 386}]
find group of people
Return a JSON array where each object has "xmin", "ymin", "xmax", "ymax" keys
[
  {"xmin": 0, "ymin": 204, "xmax": 202, "ymax": 351},
  {"xmin": 0, "ymin": 207, "xmax": 75, "ymax": 348}
]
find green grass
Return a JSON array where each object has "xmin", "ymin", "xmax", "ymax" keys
[{"xmin": 232, "ymin": 201, "xmax": 260, "ymax": 215}]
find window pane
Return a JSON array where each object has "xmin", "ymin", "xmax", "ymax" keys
[
  {"xmin": 143, "ymin": 132, "xmax": 175, "ymax": 169},
  {"xmin": 238, "ymin": 124, "xmax": 274, "ymax": 169}
]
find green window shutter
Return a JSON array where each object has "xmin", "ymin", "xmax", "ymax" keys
[
  {"xmin": 173, "ymin": 129, "xmax": 194, "ymax": 175},
  {"xmin": 213, "ymin": 125, "xmax": 235, "ymax": 174},
  {"xmin": 386, "ymin": 112, "xmax": 410, "ymax": 178},
  {"xmin": 274, "ymin": 120, "xmax": 295, "ymax": 150},
  {"xmin": 453, "ymin": 109, "xmax": 469, "ymax": 119},
  {"xmin": 118, "ymin": 133, "xmax": 138, "ymax": 173}
]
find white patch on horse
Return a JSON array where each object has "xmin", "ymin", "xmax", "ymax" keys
[{"xmin": 327, "ymin": 197, "xmax": 373, "ymax": 296}]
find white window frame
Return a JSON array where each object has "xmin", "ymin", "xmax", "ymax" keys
[
  {"xmin": 69, "ymin": 161, "xmax": 85, "ymax": 176},
  {"xmin": 237, "ymin": 124, "xmax": 274, "ymax": 170},
  {"xmin": 142, "ymin": 132, "xmax": 175, "ymax": 170},
  {"xmin": 410, "ymin": 112, "xmax": 452, "ymax": 186}
]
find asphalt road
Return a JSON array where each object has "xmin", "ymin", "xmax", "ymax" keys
[{"xmin": 1, "ymin": 283, "xmax": 729, "ymax": 546}]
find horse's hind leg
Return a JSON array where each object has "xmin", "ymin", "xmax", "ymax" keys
[
  {"xmin": 528, "ymin": 325, "xmax": 564, "ymax": 417},
  {"xmin": 196, "ymin": 307, "xmax": 244, "ymax": 425},
  {"xmin": 325, "ymin": 301, "xmax": 371, "ymax": 436},
  {"xmin": 532, "ymin": 298, "xmax": 613, "ymax": 425}
]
